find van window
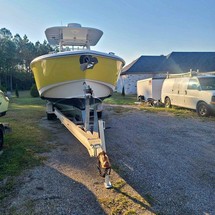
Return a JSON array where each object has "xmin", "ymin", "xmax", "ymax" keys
[
  {"xmin": 198, "ymin": 77, "xmax": 215, "ymax": 90},
  {"xmin": 188, "ymin": 78, "xmax": 200, "ymax": 90}
]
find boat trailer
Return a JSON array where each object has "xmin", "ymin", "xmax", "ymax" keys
[{"xmin": 46, "ymin": 86, "xmax": 112, "ymax": 188}]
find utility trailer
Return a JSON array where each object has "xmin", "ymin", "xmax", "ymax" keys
[
  {"xmin": 46, "ymin": 86, "xmax": 112, "ymax": 188},
  {"xmin": 137, "ymin": 78, "xmax": 165, "ymax": 105}
]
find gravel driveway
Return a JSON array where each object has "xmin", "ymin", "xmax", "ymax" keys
[
  {"xmin": 1, "ymin": 105, "xmax": 214, "ymax": 214},
  {"xmin": 105, "ymin": 106, "xmax": 215, "ymax": 214}
]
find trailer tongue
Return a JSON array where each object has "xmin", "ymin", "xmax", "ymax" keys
[{"xmin": 46, "ymin": 86, "xmax": 112, "ymax": 188}]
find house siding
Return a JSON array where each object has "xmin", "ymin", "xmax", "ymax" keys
[{"xmin": 117, "ymin": 73, "xmax": 166, "ymax": 94}]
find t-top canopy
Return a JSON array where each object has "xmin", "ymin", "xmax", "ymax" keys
[{"xmin": 45, "ymin": 23, "xmax": 103, "ymax": 48}]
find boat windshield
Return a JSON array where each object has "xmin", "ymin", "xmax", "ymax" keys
[
  {"xmin": 62, "ymin": 46, "xmax": 88, "ymax": 52},
  {"xmin": 198, "ymin": 77, "xmax": 215, "ymax": 90}
]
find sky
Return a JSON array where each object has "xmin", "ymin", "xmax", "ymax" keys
[{"xmin": 0, "ymin": 0, "xmax": 215, "ymax": 65}]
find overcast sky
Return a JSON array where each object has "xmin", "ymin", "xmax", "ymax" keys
[{"xmin": 0, "ymin": 0, "xmax": 215, "ymax": 64}]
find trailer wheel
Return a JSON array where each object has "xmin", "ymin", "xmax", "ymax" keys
[
  {"xmin": 47, "ymin": 112, "xmax": 56, "ymax": 120},
  {"xmin": 97, "ymin": 111, "xmax": 102, "ymax": 119},
  {"xmin": 165, "ymin": 97, "xmax": 172, "ymax": 108},
  {"xmin": 197, "ymin": 102, "xmax": 210, "ymax": 117},
  {"xmin": 138, "ymin": 96, "xmax": 145, "ymax": 102},
  {"xmin": 0, "ymin": 129, "xmax": 4, "ymax": 151}
]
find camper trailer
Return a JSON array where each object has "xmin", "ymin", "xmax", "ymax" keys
[
  {"xmin": 161, "ymin": 72, "xmax": 215, "ymax": 117},
  {"xmin": 137, "ymin": 78, "xmax": 164, "ymax": 104}
]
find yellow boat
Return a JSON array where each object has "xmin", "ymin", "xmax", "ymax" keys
[{"xmin": 30, "ymin": 23, "xmax": 125, "ymax": 110}]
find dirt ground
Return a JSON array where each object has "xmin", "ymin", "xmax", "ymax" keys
[{"xmin": 1, "ymin": 105, "xmax": 215, "ymax": 215}]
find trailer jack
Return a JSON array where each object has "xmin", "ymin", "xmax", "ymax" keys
[{"xmin": 97, "ymin": 151, "xmax": 112, "ymax": 188}]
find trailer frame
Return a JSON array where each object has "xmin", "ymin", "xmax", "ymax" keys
[{"xmin": 46, "ymin": 89, "xmax": 112, "ymax": 188}]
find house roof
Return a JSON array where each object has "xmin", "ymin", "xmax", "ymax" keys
[
  {"xmin": 121, "ymin": 52, "xmax": 215, "ymax": 75},
  {"xmin": 121, "ymin": 55, "xmax": 166, "ymax": 75}
]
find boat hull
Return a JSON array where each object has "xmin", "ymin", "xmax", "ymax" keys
[{"xmin": 30, "ymin": 50, "xmax": 124, "ymax": 108}]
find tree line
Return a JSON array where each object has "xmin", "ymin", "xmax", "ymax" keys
[{"xmin": 0, "ymin": 27, "xmax": 53, "ymax": 92}]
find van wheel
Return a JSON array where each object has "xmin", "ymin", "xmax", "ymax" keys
[
  {"xmin": 197, "ymin": 102, "xmax": 210, "ymax": 117},
  {"xmin": 165, "ymin": 97, "xmax": 172, "ymax": 108}
]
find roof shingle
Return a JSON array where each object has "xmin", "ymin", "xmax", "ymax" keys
[{"xmin": 121, "ymin": 52, "xmax": 215, "ymax": 75}]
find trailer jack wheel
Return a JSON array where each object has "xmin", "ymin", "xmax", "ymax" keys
[{"xmin": 97, "ymin": 151, "xmax": 112, "ymax": 188}]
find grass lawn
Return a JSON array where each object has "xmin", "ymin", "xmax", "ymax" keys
[
  {"xmin": 0, "ymin": 91, "xmax": 51, "ymax": 200},
  {"xmin": 104, "ymin": 92, "xmax": 137, "ymax": 105}
]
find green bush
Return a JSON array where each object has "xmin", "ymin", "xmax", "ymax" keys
[
  {"xmin": 0, "ymin": 86, "xmax": 7, "ymax": 92},
  {"xmin": 30, "ymin": 84, "xmax": 39, "ymax": 97}
]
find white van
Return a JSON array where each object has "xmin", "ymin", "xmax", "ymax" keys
[{"xmin": 161, "ymin": 74, "xmax": 215, "ymax": 116}]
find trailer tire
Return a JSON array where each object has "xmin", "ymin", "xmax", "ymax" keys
[
  {"xmin": 97, "ymin": 111, "xmax": 102, "ymax": 119},
  {"xmin": 47, "ymin": 113, "xmax": 56, "ymax": 120},
  {"xmin": 197, "ymin": 102, "xmax": 210, "ymax": 117},
  {"xmin": 0, "ymin": 111, "xmax": 6, "ymax": 117},
  {"xmin": 0, "ymin": 129, "xmax": 4, "ymax": 151},
  {"xmin": 165, "ymin": 97, "xmax": 172, "ymax": 108},
  {"xmin": 138, "ymin": 96, "xmax": 145, "ymax": 102}
]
